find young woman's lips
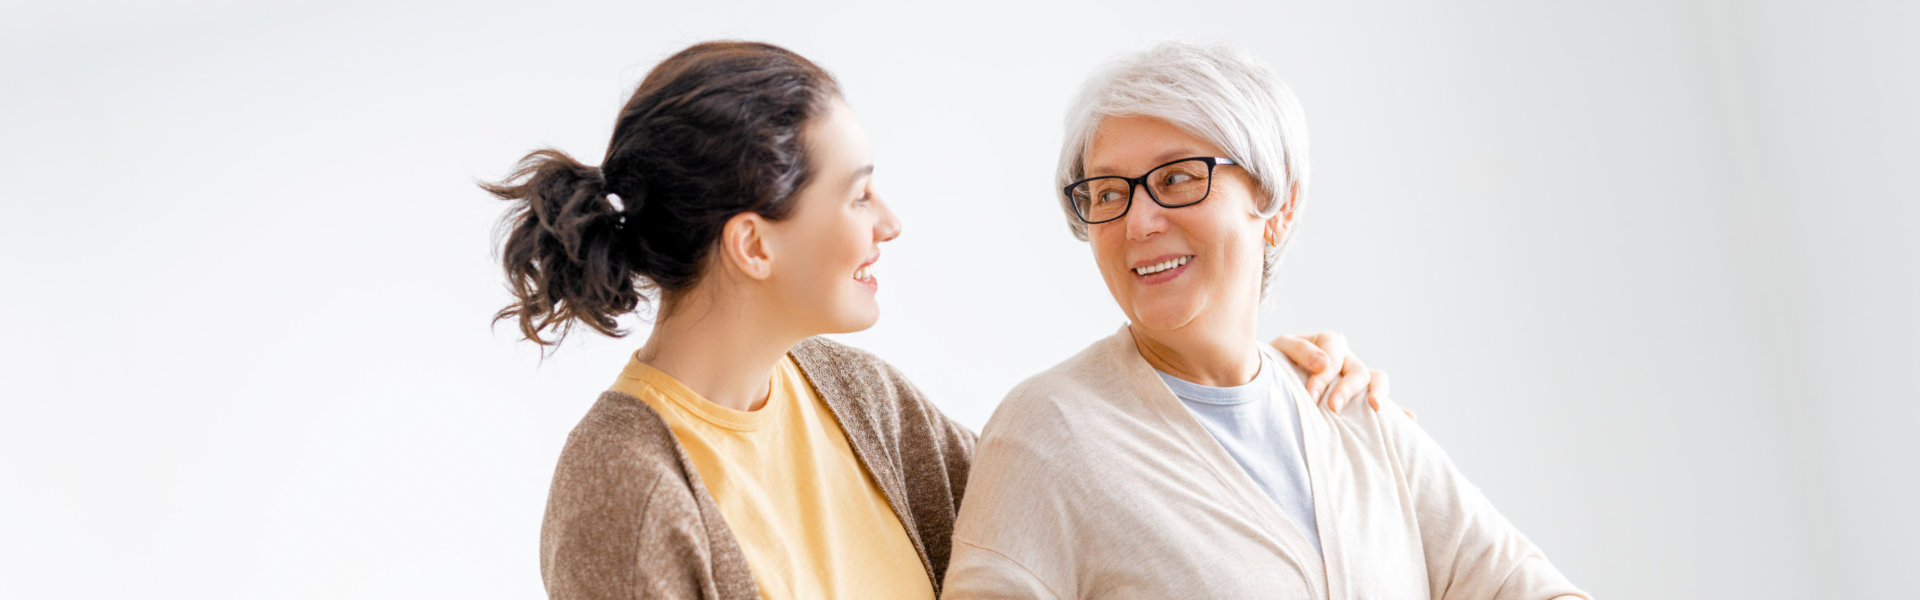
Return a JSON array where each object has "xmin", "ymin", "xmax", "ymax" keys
[
  {"xmin": 1130, "ymin": 254, "xmax": 1193, "ymax": 286},
  {"xmin": 853, "ymin": 252, "xmax": 879, "ymax": 293}
]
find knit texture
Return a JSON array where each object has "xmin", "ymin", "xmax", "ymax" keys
[
  {"xmin": 945, "ymin": 327, "xmax": 1589, "ymax": 599},
  {"xmin": 539, "ymin": 337, "xmax": 976, "ymax": 599}
]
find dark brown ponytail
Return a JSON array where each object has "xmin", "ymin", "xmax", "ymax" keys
[
  {"xmin": 484, "ymin": 41, "xmax": 840, "ymax": 347},
  {"xmin": 483, "ymin": 149, "xmax": 634, "ymax": 345}
]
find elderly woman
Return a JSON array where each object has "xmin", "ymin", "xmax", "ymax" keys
[{"xmin": 943, "ymin": 43, "xmax": 1589, "ymax": 599}]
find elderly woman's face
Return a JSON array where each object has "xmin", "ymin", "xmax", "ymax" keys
[{"xmin": 1084, "ymin": 115, "xmax": 1278, "ymax": 336}]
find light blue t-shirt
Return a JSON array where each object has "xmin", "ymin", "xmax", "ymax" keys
[{"xmin": 1155, "ymin": 354, "xmax": 1321, "ymax": 555}]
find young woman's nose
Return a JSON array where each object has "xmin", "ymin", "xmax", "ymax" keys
[{"xmin": 874, "ymin": 194, "xmax": 902, "ymax": 242}]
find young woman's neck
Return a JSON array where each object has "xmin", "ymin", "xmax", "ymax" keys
[
  {"xmin": 1128, "ymin": 311, "xmax": 1262, "ymax": 387},
  {"xmin": 633, "ymin": 285, "xmax": 805, "ymax": 412}
]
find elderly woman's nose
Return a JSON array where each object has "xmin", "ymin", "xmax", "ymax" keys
[{"xmin": 1124, "ymin": 187, "xmax": 1168, "ymax": 240}]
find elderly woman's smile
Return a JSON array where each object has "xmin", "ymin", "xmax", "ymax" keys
[{"xmin": 1130, "ymin": 254, "xmax": 1192, "ymax": 281}]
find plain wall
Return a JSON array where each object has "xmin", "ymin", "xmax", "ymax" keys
[
  {"xmin": 1712, "ymin": 1, "xmax": 1920, "ymax": 594},
  {"xmin": 3, "ymin": 0, "xmax": 1912, "ymax": 597}
]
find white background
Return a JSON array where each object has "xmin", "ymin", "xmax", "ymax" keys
[{"xmin": 4, "ymin": 1, "xmax": 1915, "ymax": 598}]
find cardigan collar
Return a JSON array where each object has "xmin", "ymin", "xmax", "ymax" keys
[{"xmin": 1101, "ymin": 324, "xmax": 1335, "ymax": 596}]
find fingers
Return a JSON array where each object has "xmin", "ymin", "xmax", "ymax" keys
[
  {"xmin": 1269, "ymin": 334, "xmax": 1329, "ymax": 374},
  {"xmin": 1402, "ymin": 407, "xmax": 1417, "ymax": 421},
  {"xmin": 1365, "ymin": 369, "xmax": 1390, "ymax": 412},
  {"xmin": 1329, "ymin": 352, "xmax": 1368, "ymax": 412},
  {"xmin": 1300, "ymin": 331, "xmax": 1350, "ymax": 405}
]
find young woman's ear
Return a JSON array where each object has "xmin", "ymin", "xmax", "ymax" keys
[{"xmin": 719, "ymin": 212, "xmax": 776, "ymax": 281}]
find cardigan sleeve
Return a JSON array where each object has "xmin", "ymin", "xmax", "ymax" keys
[
  {"xmin": 1376, "ymin": 399, "xmax": 1591, "ymax": 600},
  {"xmin": 942, "ymin": 383, "xmax": 1087, "ymax": 600},
  {"xmin": 541, "ymin": 475, "xmax": 713, "ymax": 599},
  {"xmin": 943, "ymin": 539, "xmax": 1067, "ymax": 600}
]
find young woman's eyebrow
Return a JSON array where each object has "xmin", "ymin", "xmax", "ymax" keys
[{"xmin": 845, "ymin": 164, "xmax": 875, "ymax": 191}]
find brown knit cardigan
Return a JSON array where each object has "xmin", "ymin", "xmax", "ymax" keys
[{"xmin": 539, "ymin": 337, "xmax": 977, "ymax": 599}]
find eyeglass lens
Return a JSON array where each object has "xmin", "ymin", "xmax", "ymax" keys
[{"xmin": 1070, "ymin": 158, "xmax": 1214, "ymax": 223}]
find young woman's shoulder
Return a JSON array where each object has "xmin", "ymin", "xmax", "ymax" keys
[{"xmin": 547, "ymin": 391, "xmax": 693, "ymax": 509}]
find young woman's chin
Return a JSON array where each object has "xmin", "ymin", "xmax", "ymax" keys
[
  {"xmin": 824, "ymin": 312, "xmax": 879, "ymax": 335},
  {"xmin": 813, "ymin": 291, "xmax": 881, "ymax": 335}
]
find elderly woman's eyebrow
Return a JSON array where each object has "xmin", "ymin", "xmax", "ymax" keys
[{"xmin": 1086, "ymin": 147, "xmax": 1208, "ymax": 176}]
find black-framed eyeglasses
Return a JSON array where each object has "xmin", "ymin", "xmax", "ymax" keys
[{"xmin": 1063, "ymin": 156, "xmax": 1239, "ymax": 224}]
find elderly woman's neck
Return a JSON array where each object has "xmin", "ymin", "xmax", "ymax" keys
[{"xmin": 1128, "ymin": 324, "xmax": 1264, "ymax": 387}]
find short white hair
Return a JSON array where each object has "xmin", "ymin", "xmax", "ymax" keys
[{"xmin": 1056, "ymin": 42, "xmax": 1310, "ymax": 296}]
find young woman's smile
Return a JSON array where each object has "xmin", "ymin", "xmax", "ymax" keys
[{"xmin": 854, "ymin": 251, "xmax": 880, "ymax": 293}]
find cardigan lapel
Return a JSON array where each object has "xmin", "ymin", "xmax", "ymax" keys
[
  {"xmin": 1267, "ymin": 346, "xmax": 1349, "ymax": 600},
  {"xmin": 786, "ymin": 339, "xmax": 939, "ymax": 594},
  {"xmin": 1105, "ymin": 327, "xmax": 1331, "ymax": 597}
]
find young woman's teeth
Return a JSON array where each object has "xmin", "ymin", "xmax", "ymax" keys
[
  {"xmin": 854, "ymin": 265, "xmax": 873, "ymax": 281},
  {"xmin": 1134, "ymin": 256, "xmax": 1191, "ymax": 276}
]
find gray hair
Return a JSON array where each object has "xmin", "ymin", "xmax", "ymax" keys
[{"xmin": 1055, "ymin": 42, "xmax": 1310, "ymax": 297}]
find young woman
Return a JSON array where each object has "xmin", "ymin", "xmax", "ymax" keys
[{"xmin": 484, "ymin": 41, "xmax": 1386, "ymax": 599}]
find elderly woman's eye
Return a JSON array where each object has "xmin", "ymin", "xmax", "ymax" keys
[
  {"xmin": 1162, "ymin": 172, "xmax": 1194, "ymax": 186},
  {"xmin": 1097, "ymin": 190, "xmax": 1125, "ymax": 205}
]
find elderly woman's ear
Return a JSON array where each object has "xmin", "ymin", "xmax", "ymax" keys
[
  {"xmin": 1267, "ymin": 332, "xmax": 1406, "ymax": 418},
  {"xmin": 1262, "ymin": 182, "xmax": 1299, "ymax": 247}
]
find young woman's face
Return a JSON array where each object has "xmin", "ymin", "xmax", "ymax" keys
[
  {"xmin": 764, "ymin": 99, "xmax": 900, "ymax": 334},
  {"xmin": 1083, "ymin": 115, "xmax": 1275, "ymax": 336}
]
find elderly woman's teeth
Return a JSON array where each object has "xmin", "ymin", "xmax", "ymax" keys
[{"xmin": 1134, "ymin": 256, "xmax": 1191, "ymax": 276}]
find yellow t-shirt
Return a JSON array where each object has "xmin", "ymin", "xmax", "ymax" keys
[{"xmin": 611, "ymin": 352, "xmax": 935, "ymax": 600}]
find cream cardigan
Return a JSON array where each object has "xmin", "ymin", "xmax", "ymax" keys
[{"xmin": 944, "ymin": 327, "xmax": 1588, "ymax": 600}]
